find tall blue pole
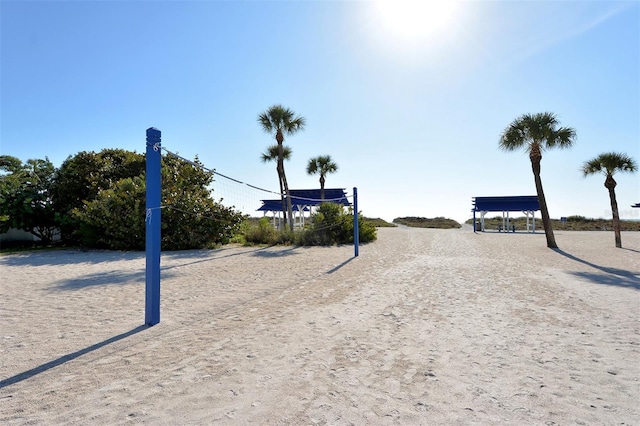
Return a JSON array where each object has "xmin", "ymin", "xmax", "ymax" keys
[
  {"xmin": 353, "ymin": 187, "xmax": 359, "ymax": 257},
  {"xmin": 145, "ymin": 128, "xmax": 161, "ymax": 326}
]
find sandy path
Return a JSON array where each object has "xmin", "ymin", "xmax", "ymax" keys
[{"xmin": 1, "ymin": 227, "xmax": 639, "ymax": 425}]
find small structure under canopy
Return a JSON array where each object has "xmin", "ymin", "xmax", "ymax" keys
[{"xmin": 472, "ymin": 196, "xmax": 540, "ymax": 232}]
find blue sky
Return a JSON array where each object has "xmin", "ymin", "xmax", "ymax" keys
[{"xmin": 2, "ymin": 0, "xmax": 638, "ymax": 223}]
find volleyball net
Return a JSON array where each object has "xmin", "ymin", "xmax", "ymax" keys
[
  {"xmin": 157, "ymin": 144, "xmax": 280, "ymax": 219},
  {"xmin": 144, "ymin": 127, "xmax": 359, "ymax": 326}
]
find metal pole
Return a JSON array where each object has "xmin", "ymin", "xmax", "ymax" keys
[
  {"xmin": 473, "ymin": 209, "xmax": 476, "ymax": 233},
  {"xmin": 145, "ymin": 127, "xmax": 162, "ymax": 326},
  {"xmin": 353, "ymin": 187, "xmax": 359, "ymax": 257}
]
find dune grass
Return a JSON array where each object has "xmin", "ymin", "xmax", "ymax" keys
[
  {"xmin": 393, "ymin": 217, "xmax": 461, "ymax": 229},
  {"xmin": 465, "ymin": 215, "xmax": 640, "ymax": 231}
]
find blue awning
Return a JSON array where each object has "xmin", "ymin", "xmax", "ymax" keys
[
  {"xmin": 258, "ymin": 188, "xmax": 350, "ymax": 212},
  {"xmin": 472, "ymin": 196, "xmax": 540, "ymax": 212}
]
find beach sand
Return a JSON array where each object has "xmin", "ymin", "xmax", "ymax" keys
[{"xmin": 1, "ymin": 226, "xmax": 639, "ymax": 425}]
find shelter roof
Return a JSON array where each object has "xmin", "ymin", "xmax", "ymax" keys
[
  {"xmin": 632, "ymin": 203, "xmax": 640, "ymax": 208},
  {"xmin": 288, "ymin": 189, "xmax": 350, "ymax": 205},
  {"xmin": 472, "ymin": 196, "xmax": 540, "ymax": 212},
  {"xmin": 257, "ymin": 200, "xmax": 308, "ymax": 212},
  {"xmin": 258, "ymin": 188, "xmax": 350, "ymax": 212}
]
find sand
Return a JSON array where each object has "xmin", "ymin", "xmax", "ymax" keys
[{"xmin": 1, "ymin": 226, "xmax": 639, "ymax": 425}]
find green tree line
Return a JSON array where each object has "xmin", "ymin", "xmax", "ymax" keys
[{"xmin": 0, "ymin": 149, "xmax": 242, "ymax": 250}]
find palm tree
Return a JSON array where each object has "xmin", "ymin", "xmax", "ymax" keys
[
  {"xmin": 581, "ymin": 152, "xmax": 637, "ymax": 248},
  {"xmin": 306, "ymin": 155, "xmax": 338, "ymax": 201},
  {"xmin": 258, "ymin": 105, "xmax": 306, "ymax": 231},
  {"xmin": 499, "ymin": 112, "xmax": 576, "ymax": 249},
  {"xmin": 261, "ymin": 144, "xmax": 292, "ymax": 227}
]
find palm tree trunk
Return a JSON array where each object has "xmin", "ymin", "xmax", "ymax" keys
[
  {"xmin": 275, "ymin": 130, "xmax": 294, "ymax": 232},
  {"xmin": 281, "ymin": 170, "xmax": 294, "ymax": 232},
  {"xmin": 320, "ymin": 175, "xmax": 325, "ymax": 201},
  {"xmin": 276, "ymin": 161, "xmax": 287, "ymax": 227},
  {"xmin": 605, "ymin": 175, "xmax": 622, "ymax": 248},
  {"xmin": 530, "ymin": 154, "xmax": 558, "ymax": 249},
  {"xmin": 276, "ymin": 167, "xmax": 286, "ymax": 229}
]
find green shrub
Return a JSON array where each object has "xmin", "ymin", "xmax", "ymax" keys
[
  {"xmin": 300, "ymin": 202, "xmax": 377, "ymax": 246},
  {"xmin": 243, "ymin": 217, "xmax": 278, "ymax": 245}
]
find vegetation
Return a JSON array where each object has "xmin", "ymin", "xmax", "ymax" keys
[
  {"xmin": 237, "ymin": 203, "xmax": 377, "ymax": 246},
  {"xmin": 499, "ymin": 112, "xmax": 576, "ymax": 249},
  {"xmin": 1, "ymin": 151, "xmax": 243, "ymax": 251},
  {"xmin": 581, "ymin": 152, "xmax": 638, "ymax": 248},
  {"xmin": 306, "ymin": 155, "xmax": 338, "ymax": 200},
  {"xmin": 258, "ymin": 105, "xmax": 306, "ymax": 232},
  {"xmin": 52, "ymin": 149, "xmax": 146, "ymax": 243},
  {"xmin": 363, "ymin": 217, "xmax": 396, "ymax": 227},
  {"xmin": 465, "ymin": 216, "xmax": 640, "ymax": 232},
  {"xmin": 393, "ymin": 216, "xmax": 461, "ymax": 229},
  {"xmin": 0, "ymin": 155, "xmax": 58, "ymax": 244}
]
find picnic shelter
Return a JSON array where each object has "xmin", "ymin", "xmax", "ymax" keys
[
  {"xmin": 472, "ymin": 196, "xmax": 540, "ymax": 233},
  {"xmin": 258, "ymin": 188, "xmax": 350, "ymax": 228}
]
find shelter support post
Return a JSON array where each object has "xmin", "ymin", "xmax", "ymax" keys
[{"xmin": 473, "ymin": 210, "xmax": 476, "ymax": 233}]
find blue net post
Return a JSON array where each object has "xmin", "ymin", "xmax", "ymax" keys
[
  {"xmin": 145, "ymin": 128, "xmax": 162, "ymax": 326},
  {"xmin": 353, "ymin": 187, "xmax": 359, "ymax": 257}
]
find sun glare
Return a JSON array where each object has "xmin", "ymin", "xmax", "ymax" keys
[{"xmin": 373, "ymin": 0, "xmax": 459, "ymax": 43}]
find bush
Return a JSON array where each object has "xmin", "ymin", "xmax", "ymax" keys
[
  {"xmin": 237, "ymin": 204, "xmax": 378, "ymax": 247},
  {"xmin": 243, "ymin": 217, "xmax": 278, "ymax": 245},
  {"xmin": 301, "ymin": 202, "xmax": 377, "ymax": 246},
  {"xmin": 72, "ymin": 155, "xmax": 244, "ymax": 250}
]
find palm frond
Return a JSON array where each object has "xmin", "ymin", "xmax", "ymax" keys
[
  {"xmin": 499, "ymin": 112, "xmax": 576, "ymax": 152},
  {"xmin": 581, "ymin": 158, "xmax": 604, "ymax": 177},
  {"xmin": 548, "ymin": 126, "xmax": 576, "ymax": 149},
  {"xmin": 261, "ymin": 144, "xmax": 292, "ymax": 163},
  {"xmin": 257, "ymin": 105, "xmax": 305, "ymax": 138},
  {"xmin": 306, "ymin": 158, "xmax": 318, "ymax": 174},
  {"xmin": 307, "ymin": 155, "xmax": 338, "ymax": 176},
  {"xmin": 582, "ymin": 152, "xmax": 638, "ymax": 177},
  {"xmin": 498, "ymin": 120, "xmax": 528, "ymax": 151}
]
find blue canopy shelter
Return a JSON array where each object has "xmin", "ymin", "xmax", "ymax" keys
[
  {"xmin": 258, "ymin": 188, "xmax": 350, "ymax": 228},
  {"xmin": 472, "ymin": 196, "xmax": 540, "ymax": 233}
]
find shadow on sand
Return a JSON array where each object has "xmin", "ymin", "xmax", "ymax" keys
[
  {"xmin": 251, "ymin": 247, "xmax": 301, "ymax": 258},
  {"xmin": 0, "ymin": 325, "xmax": 148, "ymax": 389},
  {"xmin": 0, "ymin": 249, "xmax": 144, "ymax": 267},
  {"xmin": 553, "ymin": 248, "xmax": 640, "ymax": 291},
  {"xmin": 621, "ymin": 247, "xmax": 640, "ymax": 254}
]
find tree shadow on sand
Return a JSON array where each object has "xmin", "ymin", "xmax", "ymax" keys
[
  {"xmin": 51, "ymin": 269, "xmax": 176, "ymax": 291},
  {"xmin": 0, "ymin": 249, "xmax": 144, "ymax": 267},
  {"xmin": 0, "ymin": 325, "xmax": 148, "ymax": 389},
  {"xmin": 160, "ymin": 247, "xmax": 270, "ymax": 270},
  {"xmin": 553, "ymin": 248, "xmax": 640, "ymax": 291},
  {"xmin": 251, "ymin": 247, "xmax": 301, "ymax": 258},
  {"xmin": 52, "ymin": 269, "xmax": 147, "ymax": 290}
]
